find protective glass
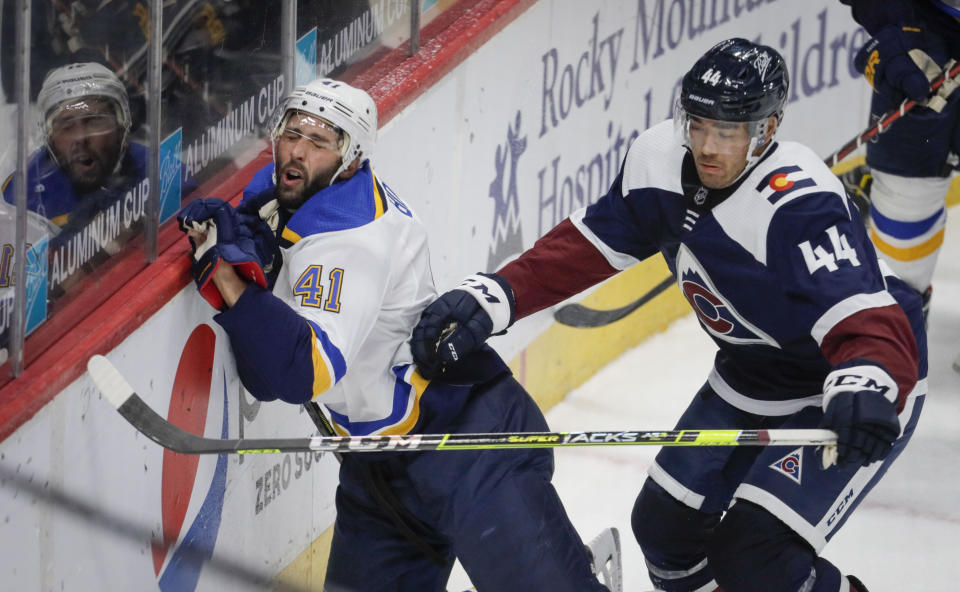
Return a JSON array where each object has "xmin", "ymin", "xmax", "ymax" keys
[{"xmin": 275, "ymin": 113, "xmax": 344, "ymax": 154}]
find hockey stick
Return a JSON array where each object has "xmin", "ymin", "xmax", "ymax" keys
[
  {"xmin": 87, "ymin": 355, "xmax": 837, "ymax": 455},
  {"xmin": 553, "ymin": 275, "xmax": 675, "ymax": 328},
  {"xmin": 824, "ymin": 58, "xmax": 960, "ymax": 168}
]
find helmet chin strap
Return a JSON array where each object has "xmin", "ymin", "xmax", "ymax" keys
[
  {"xmin": 326, "ymin": 163, "xmax": 345, "ymax": 187},
  {"xmin": 327, "ymin": 134, "xmax": 355, "ymax": 186}
]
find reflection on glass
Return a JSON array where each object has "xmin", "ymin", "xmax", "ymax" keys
[
  {"xmin": 0, "ymin": 0, "xmax": 442, "ymax": 371},
  {"xmin": 163, "ymin": 1, "xmax": 284, "ymax": 187},
  {"xmin": 297, "ymin": 1, "xmax": 409, "ymax": 79},
  {"xmin": 2, "ymin": 63, "xmax": 148, "ymax": 299},
  {"xmin": 0, "ymin": 204, "xmax": 55, "ymax": 364}
]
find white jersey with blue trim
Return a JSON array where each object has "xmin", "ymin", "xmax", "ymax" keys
[
  {"xmin": 572, "ymin": 120, "xmax": 916, "ymax": 412},
  {"xmin": 270, "ymin": 164, "xmax": 438, "ymax": 435}
]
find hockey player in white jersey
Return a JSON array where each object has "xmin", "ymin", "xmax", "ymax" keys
[
  {"xmin": 412, "ymin": 39, "xmax": 927, "ymax": 592},
  {"xmin": 176, "ymin": 77, "xmax": 609, "ymax": 591}
]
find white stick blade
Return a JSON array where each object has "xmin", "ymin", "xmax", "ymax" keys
[
  {"xmin": 587, "ymin": 527, "xmax": 622, "ymax": 592},
  {"xmin": 87, "ymin": 354, "xmax": 134, "ymax": 409}
]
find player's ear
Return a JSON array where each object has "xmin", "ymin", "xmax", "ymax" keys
[
  {"xmin": 337, "ymin": 156, "xmax": 364, "ymax": 180},
  {"xmin": 753, "ymin": 116, "xmax": 778, "ymax": 156},
  {"xmin": 767, "ymin": 115, "xmax": 778, "ymax": 139}
]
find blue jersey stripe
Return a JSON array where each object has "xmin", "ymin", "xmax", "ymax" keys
[
  {"xmin": 870, "ymin": 206, "xmax": 943, "ymax": 240},
  {"xmin": 305, "ymin": 319, "xmax": 347, "ymax": 382},
  {"xmin": 327, "ymin": 365, "xmax": 422, "ymax": 435}
]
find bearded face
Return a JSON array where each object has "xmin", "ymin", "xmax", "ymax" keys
[
  {"xmin": 48, "ymin": 98, "xmax": 124, "ymax": 192},
  {"xmin": 273, "ymin": 112, "xmax": 344, "ymax": 209}
]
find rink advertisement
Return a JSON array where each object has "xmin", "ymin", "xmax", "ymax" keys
[{"xmin": 0, "ymin": 289, "xmax": 338, "ymax": 591}]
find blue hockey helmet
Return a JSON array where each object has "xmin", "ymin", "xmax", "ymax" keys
[{"xmin": 680, "ymin": 38, "xmax": 789, "ymax": 125}]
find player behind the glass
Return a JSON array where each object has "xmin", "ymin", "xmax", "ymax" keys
[
  {"xmin": 176, "ymin": 77, "xmax": 611, "ymax": 591},
  {"xmin": 2, "ymin": 62, "xmax": 147, "ymax": 243},
  {"xmin": 412, "ymin": 38, "xmax": 927, "ymax": 592}
]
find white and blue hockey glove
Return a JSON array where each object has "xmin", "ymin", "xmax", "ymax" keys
[
  {"xmin": 817, "ymin": 359, "xmax": 901, "ymax": 468},
  {"xmin": 177, "ymin": 198, "xmax": 268, "ymax": 310},
  {"xmin": 411, "ymin": 273, "xmax": 514, "ymax": 379}
]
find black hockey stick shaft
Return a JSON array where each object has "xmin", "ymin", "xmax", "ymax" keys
[
  {"xmin": 303, "ymin": 401, "xmax": 343, "ymax": 461},
  {"xmin": 824, "ymin": 58, "xmax": 960, "ymax": 168},
  {"xmin": 553, "ymin": 275, "xmax": 674, "ymax": 328},
  {"xmin": 88, "ymin": 355, "xmax": 837, "ymax": 455}
]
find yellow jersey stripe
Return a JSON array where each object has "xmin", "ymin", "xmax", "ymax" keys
[
  {"xmin": 378, "ymin": 369, "xmax": 431, "ymax": 436},
  {"xmin": 371, "ymin": 173, "xmax": 387, "ymax": 221},
  {"xmin": 282, "ymin": 225, "xmax": 303, "ymax": 244},
  {"xmin": 307, "ymin": 325, "xmax": 334, "ymax": 398},
  {"xmin": 870, "ymin": 227, "xmax": 945, "ymax": 261}
]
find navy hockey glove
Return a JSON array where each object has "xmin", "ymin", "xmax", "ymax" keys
[
  {"xmin": 855, "ymin": 25, "xmax": 939, "ymax": 106},
  {"xmin": 817, "ymin": 360, "xmax": 901, "ymax": 469},
  {"xmin": 236, "ymin": 198, "xmax": 281, "ymax": 288},
  {"xmin": 411, "ymin": 273, "xmax": 515, "ymax": 379},
  {"xmin": 177, "ymin": 198, "xmax": 267, "ymax": 310}
]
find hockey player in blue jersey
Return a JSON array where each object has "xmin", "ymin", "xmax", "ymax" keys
[
  {"xmin": 839, "ymin": 0, "xmax": 960, "ymax": 318},
  {"xmin": 177, "ymin": 77, "xmax": 610, "ymax": 592},
  {"xmin": 412, "ymin": 39, "xmax": 927, "ymax": 592}
]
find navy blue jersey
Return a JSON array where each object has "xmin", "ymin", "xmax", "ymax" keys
[
  {"xmin": 499, "ymin": 121, "xmax": 921, "ymax": 415},
  {"xmin": 841, "ymin": 0, "xmax": 960, "ymax": 57}
]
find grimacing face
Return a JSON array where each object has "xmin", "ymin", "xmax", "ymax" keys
[
  {"xmin": 274, "ymin": 111, "xmax": 344, "ymax": 209},
  {"xmin": 49, "ymin": 98, "xmax": 123, "ymax": 192},
  {"xmin": 687, "ymin": 115, "xmax": 776, "ymax": 190}
]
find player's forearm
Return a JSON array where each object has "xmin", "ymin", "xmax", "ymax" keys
[
  {"xmin": 211, "ymin": 262, "xmax": 249, "ymax": 308},
  {"xmin": 819, "ymin": 304, "xmax": 919, "ymax": 411},
  {"xmin": 497, "ymin": 218, "xmax": 618, "ymax": 321},
  {"xmin": 215, "ymin": 284, "xmax": 322, "ymax": 403}
]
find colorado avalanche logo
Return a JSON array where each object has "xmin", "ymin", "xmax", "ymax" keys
[
  {"xmin": 676, "ymin": 244, "xmax": 779, "ymax": 347},
  {"xmin": 770, "ymin": 447, "xmax": 804, "ymax": 485}
]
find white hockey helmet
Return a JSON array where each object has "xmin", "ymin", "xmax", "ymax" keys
[
  {"xmin": 37, "ymin": 62, "xmax": 132, "ymax": 175},
  {"xmin": 37, "ymin": 62, "xmax": 131, "ymax": 141},
  {"xmin": 271, "ymin": 77, "xmax": 378, "ymax": 185}
]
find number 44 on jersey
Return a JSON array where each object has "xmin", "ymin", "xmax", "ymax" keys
[{"xmin": 798, "ymin": 225, "xmax": 861, "ymax": 275}]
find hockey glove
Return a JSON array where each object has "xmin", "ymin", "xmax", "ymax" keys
[
  {"xmin": 855, "ymin": 25, "xmax": 940, "ymax": 107},
  {"xmin": 177, "ymin": 198, "xmax": 268, "ymax": 310},
  {"xmin": 817, "ymin": 360, "xmax": 901, "ymax": 469},
  {"xmin": 411, "ymin": 273, "xmax": 514, "ymax": 379},
  {"xmin": 236, "ymin": 198, "xmax": 281, "ymax": 288}
]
